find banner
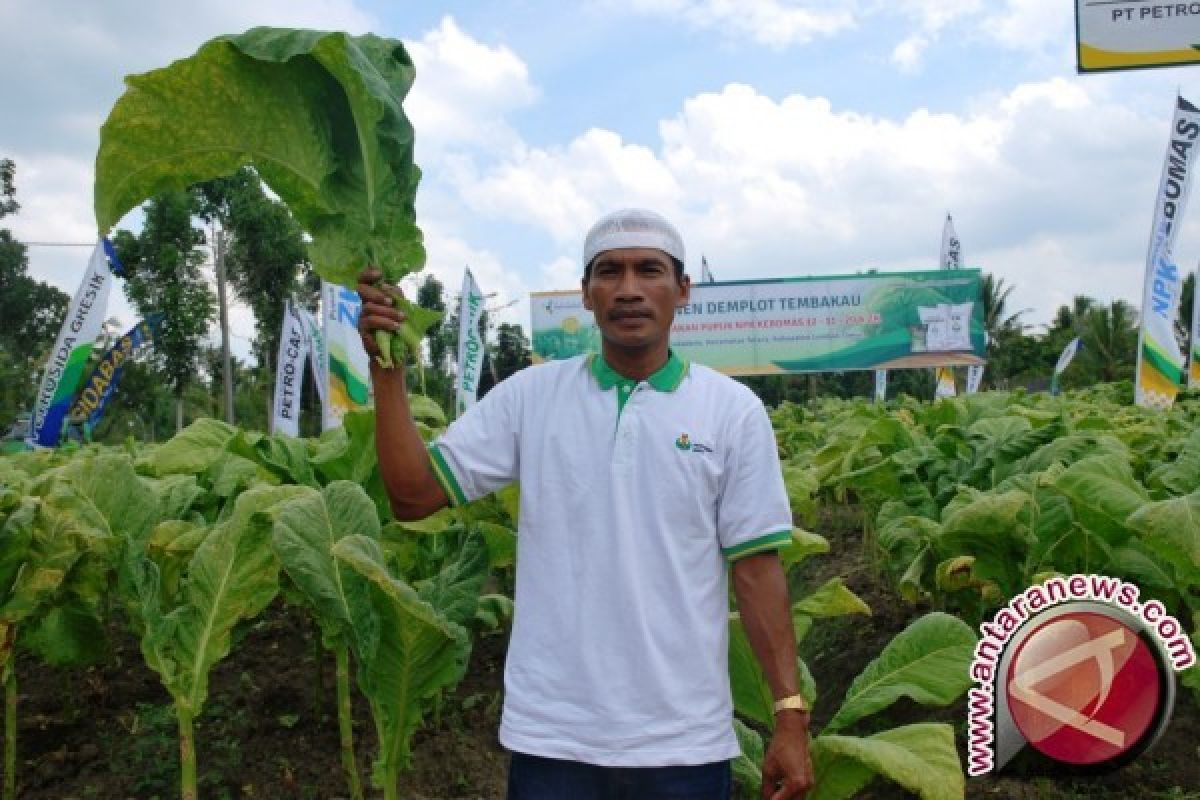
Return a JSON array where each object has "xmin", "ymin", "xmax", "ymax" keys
[
  {"xmin": 940, "ymin": 215, "xmax": 962, "ymax": 270},
  {"xmin": 66, "ymin": 317, "xmax": 156, "ymax": 431},
  {"xmin": 532, "ymin": 270, "xmax": 986, "ymax": 375},
  {"xmin": 935, "ymin": 366, "xmax": 957, "ymax": 399},
  {"xmin": 1051, "ymin": 337, "xmax": 1083, "ymax": 396},
  {"xmin": 701, "ymin": 256, "xmax": 715, "ymax": 284},
  {"xmin": 456, "ymin": 268, "xmax": 487, "ymax": 416},
  {"xmin": 322, "ymin": 281, "xmax": 372, "ymax": 430},
  {"xmin": 874, "ymin": 370, "xmax": 887, "ymax": 402},
  {"xmin": 1192, "ymin": 269, "xmax": 1200, "ymax": 388},
  {"xmin": 1136, "ymin": 96, "xmax": 1200, "ymax": 409},
  {"xmin": 1076, "ymin": 0, "xmax": 1200, "ymax": 73},
  {"xmin": 297, "ymin": 306, "xmax": 327, "ymax": 415},
  {"xmin": 30, "ymin": 238, "xmax": 122, "ymax": 447},
  {"xmin": 272, "ymin": 302, "xmax": 309, "ymax": 437},
  {"xmin": 966, "ymin": 364, "xmax": 985, "ymax": 394}
]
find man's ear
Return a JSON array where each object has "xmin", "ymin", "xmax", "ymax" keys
[
  {"xmin": 677, "ymin": 274, "xmax": 692, "ymax": 307},
  {"xmin": 581, "ymin": 278, "xmax": 593, "ymax": 311}
]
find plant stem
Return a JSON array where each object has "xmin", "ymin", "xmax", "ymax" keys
[
  {"xmin": 4, "ymin": 667, "xmax": 15, "ymax": 800},
  {"xmin": 335, "ymin": 645, "xmax": 364, "ymax": 800},
  {"xmin": 177, "ymin": 705, "xmax": 197, "ymax": 800}
]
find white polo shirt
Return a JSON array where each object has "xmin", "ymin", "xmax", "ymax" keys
[{"xmin": 428, "ymin": 351, "xmax": 792, "ymax": 766}]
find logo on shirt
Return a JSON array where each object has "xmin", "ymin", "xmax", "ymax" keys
[{"xmin": 675, "ymin": 433, "xmax": 713, "ymax": 453}]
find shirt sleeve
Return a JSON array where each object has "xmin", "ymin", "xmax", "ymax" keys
[
  {"xmin": 716, "ymin": 397, "xmax": 793, "ymax": 561},
  {"xmin": 428, "ymin": 375, "xmax": 522, "ymax": 506}
]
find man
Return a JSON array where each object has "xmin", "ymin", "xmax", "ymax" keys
[{"xmin": 358, "ymin": 209, "xmax": 813, "ymax": 799}]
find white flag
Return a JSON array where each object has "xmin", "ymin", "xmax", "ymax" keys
[
  {"xmin": 272, "ymin": 302, "xmax": 309, "ymax": 437},
  {"xmin": 30, "ymin": 238, "xmax": 120, "ymax": 447},
  {"xmin": 456, "ymin": 268, "xmax": 487, "ymax": 416},
  {"xmin": 935, "ymin": 366, "xmax": 957, "ymax": 399},
  {"xmin": 1136, "ymin": 95, "xmax": 1200, "ymax": 409},
  {"xmin": 966, "ymin": 364, "xmax": 985, "ymax": 394},
  {"xmin": 701, "ymin": 256, "xmax": 715, "ymax": 284},
  {"xmin": 874, "ymin": 370, "xmax": 887, "ymax": 402},
  {"xmin": 297, "ymin": 307, "xmax": 327, "ymax": 414},
  {"xmin": 1051, "ymin": 337, "xmax": 1083, "ymax": 396},
  {"xmin": 940, "ymin": 214, "xmax": 962, "ymax": 270}
]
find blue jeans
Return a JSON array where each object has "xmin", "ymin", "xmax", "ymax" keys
[{"xmin": 506, "ymin": 751, "xmax": 732, "ymax": 800}]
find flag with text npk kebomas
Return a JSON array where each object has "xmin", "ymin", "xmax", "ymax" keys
[
  {"xmin": 1137, "ymin": 96, "xmax": 1200, "ymax": 409},
  {"xmin": 322, "ymin": 280, "xmax": 372, "ymax": 430},
  {"xmin": 66, "ymin": 316, "xmax": 157, "ymax": 431},
  {"xmin": 30, "ymin": 238, "xmax": 123, "ymax": 447},
  {"xmin": 456, "ymin": 268, "xmax": 486, "ymax": 416}
]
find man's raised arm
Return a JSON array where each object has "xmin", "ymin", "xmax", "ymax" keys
[{"xmin": 357, "ymin": 268, "xmax": 449, "ymax": 520}]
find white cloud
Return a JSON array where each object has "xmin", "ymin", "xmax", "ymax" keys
[
  {"xmin": 449, "ymin": 77, "xmax": 1171, "ymax": 328},
  {"xmin": 407, "ymin": 16, "xmax": 539, "ymax": 157},
  {"xmin": 619, "ymin": 0, "xmax": 857, "ymax": 48},
  {"xmin": 984, "ymin": 0, "xmax": 1073, "ymax": 52}
]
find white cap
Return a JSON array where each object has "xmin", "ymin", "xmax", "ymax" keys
[{"xmin": 582, "ymin": 208, "xmax": 685, "ymax": 268}]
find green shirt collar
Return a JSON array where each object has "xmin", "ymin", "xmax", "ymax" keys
[{"xmin": 589, "ymin": 350, "xmax": 688, "ymax": 392}]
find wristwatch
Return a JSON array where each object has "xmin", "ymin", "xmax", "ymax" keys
[{"xmin": 773, "ymin": 693, "xmax": 809, "ymax": 714}]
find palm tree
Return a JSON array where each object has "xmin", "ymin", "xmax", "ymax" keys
[
  {"xmin": 1078, "ymin": 300, "xmax": 1139, "ymax": 383},
  {"xmin": 980, "ymin": 273, "xmax": 1028, "ymax": 345}
]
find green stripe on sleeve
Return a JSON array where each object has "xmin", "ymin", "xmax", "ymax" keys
[
  {"xmin": 723, "ymin": 528, "xmax": 793, "ymax": 562},
  {"xmin": 428, "ymin": 444, "xmax": 468, "ymax": 507}
]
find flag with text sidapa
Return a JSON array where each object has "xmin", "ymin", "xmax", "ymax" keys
[
  {"xmin": 67, "ymin": 316, "xmax": 156, "ymax": 431},
  {"xmin": 30, "ymin": 238, "xmax": 122, "ymax": 447}
]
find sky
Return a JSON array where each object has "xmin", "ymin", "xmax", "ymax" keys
[{"xmin": 4, "ymin": 0, "xmax": 1200, "ymax": 363}]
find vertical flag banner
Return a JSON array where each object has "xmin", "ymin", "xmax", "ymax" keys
[
  {"xmin": 935, "ymin": 366, "xmax": 957, "ymax": 399},
  {"xmin": 1191, "ymin": 268, "xmax": 1200, "ymax": 388},
  {"xmin": 874, "ymin": 369, "xmax": 887, "ymax": 402},
  {"xmin": 456, "ymin": 268, "xmax": 487, "ymax": 416},
  {"xmin": 297, "ymin": 306, "xmax": 328, "ymax": 415},
  {"xmin": 322, "ymin": 280, "xmax": 372, "ymax": 430},
  {"xmin": 1137, "ymin": 96, "xmax": 1200, "ymax": 409},
  {"xmin": 701, "ymin": 256, "xmax": 715, "ymax": 284},
  {"xmin": 1052, "ymin": 337, "xmax": 1083, "ymax": 396},
  {"xmin": 273, "ymin": 302, "xmax": 309, "ymax": 437},
  {"xmin": 966, "ymin": 364, "xmax": 985, "ymax": 394},
  {"xmin": 66, "ymin": 317, "xmax": 156, "ymax": 432},
  {"xmin": 30, "ymin": 238, "xmax": 121, "ymax": 447},
  {"xmin": 940, "ymin": 214, "xmax": 962, "ymax": 270}
]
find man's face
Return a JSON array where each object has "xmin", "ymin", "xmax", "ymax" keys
[{"xmin": 581, "ymin": 247, "xmax": 691, "ymax": 351}]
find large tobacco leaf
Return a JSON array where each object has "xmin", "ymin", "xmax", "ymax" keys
[
  {"xmin": 809, "ymin": 724, "xmax": 964, "ymax": 800},
  {"xmin": 333, "ymin": 535, "xmax": 470, "ymax": 791},
  {"xmin": 824, "ymin": 612, "xmax": 975, "ymax": 734},
  {"xmin": 95, "ymin": 28, "xmax": 439, "ymax": 366}
]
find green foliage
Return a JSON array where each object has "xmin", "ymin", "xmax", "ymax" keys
[
  {"xmin": 95, "ymin": 28, "xmax": 438, "ymax": 368},
  {"xmin": 112, "ymin": 191, "xmax": 216, "ymax": 402}
]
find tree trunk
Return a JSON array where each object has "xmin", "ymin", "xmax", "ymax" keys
[
  {"xmin": 213, "ymin": 227, "xmax": 235, "ymax": 425},
  {"xmin": 175, "ymin": 395, "xmax": 184, "ymax": 433}
]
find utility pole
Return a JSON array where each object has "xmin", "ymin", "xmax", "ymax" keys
[{"xmin": 214, "ymin": 228, "xmax": 235, "ymax": 425}]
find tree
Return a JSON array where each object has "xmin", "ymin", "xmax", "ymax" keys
[
  {"xmin": 491, "ymin": 322, "xmax": 532, "ymax": 382},
  {"xmin": 1179, "ymin": 272, "xmax": 1195, "ymax": 348},
  {"xmin": 113, "ymin": 190, "xmax": 216, "ymax": 430},
  {"xmin": 1077, "ymin": 299, "xmax": 1139, "ymax": 384},
  {"xmin": 0, "ymin": 161, "xmax": 69, "ymax": 428},
  {"xmin": 417, "ymin": 274, "xmax": 451, "ymax": 371},
  {"xmin": 193, "ymin": 168, "xmax": 310, "ymax": 366}
]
